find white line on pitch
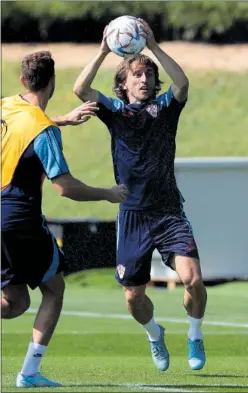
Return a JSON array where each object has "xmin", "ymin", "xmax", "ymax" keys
[
  {"xmin": 66, "ymin": 382, "xmax": 248, "ymax": 392},
  {"xmin": 27, "ymin": 309, "xmax": 248, "ymax": 328},
  {"xmin": 67, "ymin": 383, "xmax": 213, "ymax": 392}
]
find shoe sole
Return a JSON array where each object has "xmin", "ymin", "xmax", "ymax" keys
[{"xmin": 189, "ymin": 362, "xmax": 206, "ymax": 370}]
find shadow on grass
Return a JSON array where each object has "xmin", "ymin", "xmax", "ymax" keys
[{"xmin": 191, "ymin": 373, "xmax": 248, "ymax": 378}]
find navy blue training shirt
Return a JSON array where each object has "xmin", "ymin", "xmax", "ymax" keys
[
  {"xmin": 1, "ymin": 126, "xmax": 69, "ymax": 231},
  {"xmin": 97, "ymin": 87, "xmax": 186, "ymax": 212}
]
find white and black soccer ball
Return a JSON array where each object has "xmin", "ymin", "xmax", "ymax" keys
[{"xmin": 106, "ymin": 15, "xmax": 146, "ymax": 57}]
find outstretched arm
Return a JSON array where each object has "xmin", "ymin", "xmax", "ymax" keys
[
  {"xmin": 35, "ymin": 126, "xmax": 128, "ymax": 203},
  {"xmin": 139, "ymin": 19, "xmax": 189, "ymax": 103},
  {"xmin": 52, "ymin": 173, "xmax": 128, "ymax": 203},
  {"xmin": 52, "ymin": 101, "xmax": 99, "ymax": 127},
  {"xmin": 73, "ymin": 26, "xmax": 111, "ymax": 102}
]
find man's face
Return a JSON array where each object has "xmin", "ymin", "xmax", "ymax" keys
[{"xmin": 124, "ymin": 63, "xmax": 156, "ymax": 104}]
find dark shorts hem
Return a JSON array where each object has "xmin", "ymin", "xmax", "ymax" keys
[
  {"xmin": 164, "ymin": 249, "xmax": 200, "ymax": 270},
  {"xmin": 115, "ymin": 273, "xmax": 150, "ymax": 287}
]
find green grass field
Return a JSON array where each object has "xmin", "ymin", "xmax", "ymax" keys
[
  {"xmin": 2, "ymin": 61, "xmax": 248, "ymax": 219},
  {"xmin": 2, "ymin": 270, "xmax": 248, "ymax": 392}
]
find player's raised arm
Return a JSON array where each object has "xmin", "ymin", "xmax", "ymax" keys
[
  {"xmin": 73, "ymin": 26, "xmax": 110, "ymax": 102},
  {"xmin": 139, "ymin": 19, "xmax": 189, "ymax": 103}
]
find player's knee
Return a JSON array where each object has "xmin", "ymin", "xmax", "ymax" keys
[
  {"xmin": 183, "ymin": 274, "xmax": 202, "ymax": 291},
  {"xmin": 11, "ymin": 296, "xmax": 30, "ymax": 318},
  {"xmin": 56, "ymin": 279, "xmax": 65, "ymax": 299},
  {"xmin": 45, "ymin": 286, "xmax": 65, "ymax": 302},
  {"xmin": 41, "ymin": 277, "xmax": 65, "ymax": 301},
  {"xmin": 19, "ymin": 296, "xmax": 31, "ymax": 314},
  {"xmin": 124, "ymin": 288, "xmax": 145, "ymax": 309}
]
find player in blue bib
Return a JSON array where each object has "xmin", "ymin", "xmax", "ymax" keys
[{"xmin": 74, "ymin": 19, "xmax": 207, "ymax": 371}]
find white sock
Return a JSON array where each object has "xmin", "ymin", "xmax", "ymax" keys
[
  {"xmin": 142, "ymin": 317, "xmax": 161, "ymax": 342},
  {"xmin": 188, "ymin": 316, "xmax": 203, "ymax": 341},
  {"xmin": 21, "ymin": 342, "xmax": 47, "ymax": 376}
]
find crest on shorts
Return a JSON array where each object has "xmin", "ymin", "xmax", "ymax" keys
[
  {"xmin": 117, "ymin": 264, "xmax": 125, "ymax": 279},
  {"xmin": 146, "ymin": 104, "xmax": 158, "ymax": 118}
]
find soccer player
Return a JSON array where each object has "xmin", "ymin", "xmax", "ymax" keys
[
  {"xmin": 1, "ymin": 51, "xmax": 128, "ymax": 388},
  {"xmin": 73, "ymin": 20, "xmax": 207, "ymax": 372}
]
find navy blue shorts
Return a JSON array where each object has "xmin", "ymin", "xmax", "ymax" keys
[
  {"xmin": 1, "ymin": 228, "xmax": 65, "ymax": 290},
  {"xmin": 115, "ymin": 209, "xmax": 199, "ymax": 287}
]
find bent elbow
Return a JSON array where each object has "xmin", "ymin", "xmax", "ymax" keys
[
  {"xmin": 178, "ymin": 78, "xmax": 189, "ymax": 96},
  {"xmin": 183, "ymin": 78, "xmax": 189, "ymax": 90},
  {"xmin": 73, "ymin": 85, "xmax": 81, "ymax": 97},
  {"xmin": 59, "ymin": 187, "xmax": 70, "ymax": 198},
  {"xmin": 73, "ymin": 85, "xmax": 88, "ymax": 102}
]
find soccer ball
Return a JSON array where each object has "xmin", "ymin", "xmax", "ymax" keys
[{"xmin": 106, "ymin": 15, "xmax": 146, "ymax": 57}]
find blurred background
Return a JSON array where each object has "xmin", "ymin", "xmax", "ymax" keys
[
  {"xmin": 2, "ymin": 0, "xmax": 248, "ymax": 285},
  {"xmin": 2, "ymin": 1, "xmax": 248, "ymax": 43},
  {"xmin": 2, "ymin": 3, "xmax": 248, "ymax": 390}
]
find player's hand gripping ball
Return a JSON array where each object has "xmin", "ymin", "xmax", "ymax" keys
[{"xmin": 106, "ymin": 15, "xmax": 147, "ymax": 57}]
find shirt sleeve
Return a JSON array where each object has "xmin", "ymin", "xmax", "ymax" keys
[
  {"xmin": 33, "ymin": 126, "xmax": 69, "ymax": 179},
  {"xmin": 156, "ymin": 86, "xmax": 187, "ymax": 110},
  {"xmin": 97, "ymin": 92, "xmax": 125, "ymax": 126}
]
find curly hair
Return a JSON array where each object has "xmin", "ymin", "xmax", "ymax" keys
[
  {"xmin": 113, "ymin": 54, "xmax": 163, "ymax": 103},
  {"xmin": 21, "ymin": 51, "xmax": 55, "ymax": 92}
]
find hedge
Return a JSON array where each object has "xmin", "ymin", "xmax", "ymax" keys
[{"xmin": 2, "ymin": 1, "xmax": 248, "ymax": 43}]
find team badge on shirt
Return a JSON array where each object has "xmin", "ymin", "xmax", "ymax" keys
[
  {"xmin": 146, "ymin": 104, "xmax": 158, "ymax": 118},
  {"xmin": 123, "ymin": 110, "xmax": 134, "ymax": 117},
  {"xmin": 117, "ymin": 264, "xmax": 126, "ymax": 279}
]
